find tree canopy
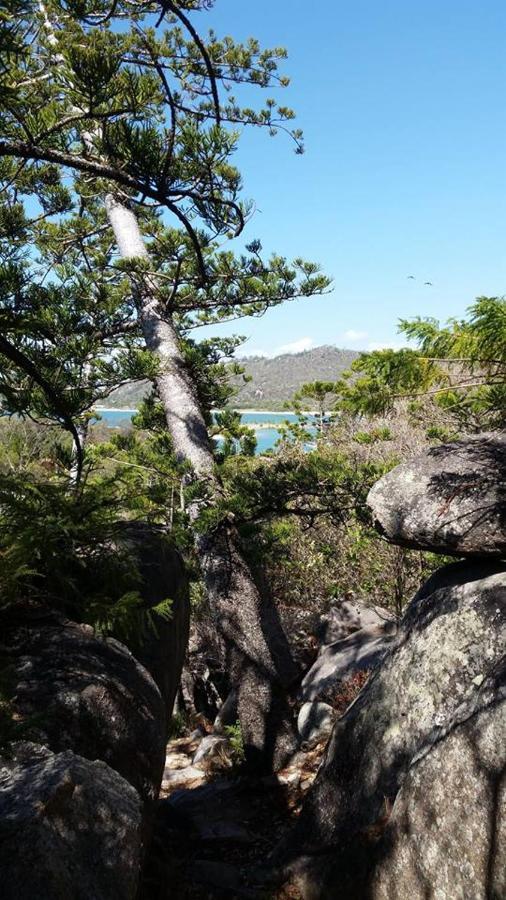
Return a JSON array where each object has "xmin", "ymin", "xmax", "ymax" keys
[
  {"xmin": 336, "ymin": 297, "xmax": 506, "ymax": 431},
  {"xmin": 0, "ymin": 0, "xmax": 328, "ymax": 313}
]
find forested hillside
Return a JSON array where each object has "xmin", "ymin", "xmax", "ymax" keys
[{"xmin": 106, "ymin": 345, "xmax": 359, "ymax": 409}]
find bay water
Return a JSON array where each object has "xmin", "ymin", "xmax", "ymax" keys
[{"xmin": 95, "ymin": 408, "xmax": 303, "ymax": 454}]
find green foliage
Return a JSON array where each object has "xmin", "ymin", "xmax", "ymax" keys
[
  {"xmin": 353, "ymin": 426, "xmax": 393, "ymax": 444},
  {"xmin": 211, "ymin": 408, "xmax": 257, "ymax": 459},
  {"xmin": 0, "ymin": 416, "xmax": 182, "ymax": 643},
  {"xmin": 181, "ymin": 336, "xmax": 248, "ymax": 417},
  {"xmin": 90, "ymin": 592, "xmax": 173, "ymax": 647},
  {"xmin": 425, "ymin": 424, "xmax": 459, "ymax": 443},
  {"xmin": 224, "ymin": 721, "xmax": 245, "ymax": 764},
  {"xmin": 293, "ymin": 380, "xmax": 338, "ymax": 408},
  {"xmin": 0, "ymin": 466, "xmax": 131, "ymax": 611},
  {"xmin": 211, "ymin": 438, "xmax": 395, "ymax": 538},
  {"xmin": 337, "ymin": 297, "xmax": 506, "ymax": 431}
]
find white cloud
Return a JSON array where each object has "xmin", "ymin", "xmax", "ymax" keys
[
  {"xmin": 342, "ymin": 329, "xmax": 368, "ymax": 342},
  {"xmin": 275, "ymin": 337, "xmax": 315, "ymax": 355}
]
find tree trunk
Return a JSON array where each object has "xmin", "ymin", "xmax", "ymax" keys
[{"xmin": 105, "ymin": 195, "xmax": 298, "ymax": 770}]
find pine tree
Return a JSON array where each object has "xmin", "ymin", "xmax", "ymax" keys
[
  {"xmin": 293, "ymin": 380, "xmax": 338, "ymax": 433},
  {"xmin": 0, "ymin": 0, "xmax": 331, "ymax": 768}
]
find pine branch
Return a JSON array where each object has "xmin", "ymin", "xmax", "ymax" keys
[
  {"xmin": 162, "ymin": 0, "xmax": 221, "ymax": 125},
  {"xmin": 0, "ymin": 333, "xmax": 84, "ymax": 482}
]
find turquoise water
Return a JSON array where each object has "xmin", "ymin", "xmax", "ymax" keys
[
  {"xmin": 97, "ymin": 409, "xmax": 137, "ymax": 428},
  {"xmin": 95, "ymin": 409, "xmax": 138, "ymax": 428},
  {"xmin": 95, "ymin": 408, "xmax": 300, "ymax": 453},
  {"xmin": 252, "ymin": 427, "xmax": 283, "ymax": 454}
]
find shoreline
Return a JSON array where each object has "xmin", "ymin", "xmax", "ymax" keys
[
  {"xmin": 94, "ymin": 407, "xmax": 138, "ymax": 413},
  {"xmin": 94, "ymin": 406, "xmax": 306, "ymax": 415}
]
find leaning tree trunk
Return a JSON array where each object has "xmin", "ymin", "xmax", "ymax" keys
[{"xmin": 105, "ymin": 195, "xmax": 298, "ymax": 770}]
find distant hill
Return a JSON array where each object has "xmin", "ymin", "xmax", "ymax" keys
[
  {"xmin": 105, "ymin": 345, "xmax": 359, "ymax": 410},
  {"xmin": 230, "ymin": 345, "xmax": 359, "ymax": 408}
]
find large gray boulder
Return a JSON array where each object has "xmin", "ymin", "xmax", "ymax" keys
[
  {"xmin": 2, "ymin": 608, "xmax": 166, "ymax": 803},
  {"xmin": 0, "ymin": 742, "xmax": 143, "ymax": 900},
  {"xmin": 316, "ymin": 598, "xmax": 395, "ymax": 646},
  {"xmin": 300, "ymin": 623, "xmax": 396, "ymax": 703},
  {"xmin": 371, "ymin": 701, "xmax": 506, "ymax": 900},
  {"xmin": 367, "ymin": 433, "xmax": 506, "ymax": 557},
  {"xmin": 0, "ymin": 532, "xmax": 189, "ymax": 897},
  {"xmin": 281, "ymin": 560, "xmax": 506, "ymax": 898}
]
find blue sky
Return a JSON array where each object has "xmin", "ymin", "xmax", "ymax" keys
[{"xmin": 193, "ymin": 0, "xmax": 506, "ymax": 357}]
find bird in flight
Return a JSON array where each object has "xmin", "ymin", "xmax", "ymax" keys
[
  {"xmin": 424, "ymin": 281, "xmax": 433, "ymax": 286},
  {"xmin": 407, "ymin": 275, "xmax": 415, "ymax": 279}
]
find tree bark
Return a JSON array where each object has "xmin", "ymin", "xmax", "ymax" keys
[{"xmin": 106, "ymin": 195, "xmax": 298, "ymax": 770}]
